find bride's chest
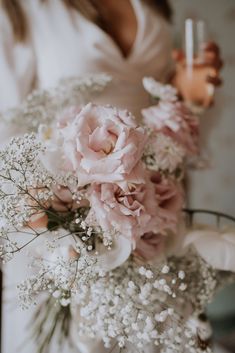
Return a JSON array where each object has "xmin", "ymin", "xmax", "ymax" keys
[{"xmin": 28, "ymin": 1, "xmax": 172, "ymax": 88}]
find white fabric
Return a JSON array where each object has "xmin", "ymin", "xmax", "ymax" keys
[
  {"xmin": 0, "ymin": 0, "xmax": 173, "ymax": 118},
  {"xmin": 184, "ymin": 225, "xmax": 235, "ymax": 272},
  {"xmin": 0, "ymin": 11, "xmax": 35, "ymax": 111},
  {"xmin": 0, "ymin": 1, "xmax": 173, "ymax": 352}
]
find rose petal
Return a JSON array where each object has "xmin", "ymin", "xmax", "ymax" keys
[{"xmin": 96, "ymin": 235, "xmax": 132, "ymax": 271}]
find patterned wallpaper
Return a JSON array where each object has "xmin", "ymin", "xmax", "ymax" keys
[{"xmin": 171, "ymin": 0, "xmax": 235, "ymax": 216}]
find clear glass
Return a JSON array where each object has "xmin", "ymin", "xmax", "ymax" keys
[{"xmin": 183, "ymin": 18, "xmax": 215, "ymax": 115}]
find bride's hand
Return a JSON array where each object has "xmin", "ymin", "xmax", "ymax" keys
[{"xmin": 172, "ymin": 42, "xmax": 223, "ymax": 108}]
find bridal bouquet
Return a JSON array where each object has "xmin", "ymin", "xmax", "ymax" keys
[{"xmin": 0, "ymin": 75, "xmax": 234, "ymax": 353}]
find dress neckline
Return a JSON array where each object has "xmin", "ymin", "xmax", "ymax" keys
[{"xmin": 79, "ymin": 0, "xmax": 142, "ymax": 62}]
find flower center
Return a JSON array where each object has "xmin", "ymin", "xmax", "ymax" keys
[{"xmin": 89, "ymin": 127, "xmax": 117, "ymax": 155}]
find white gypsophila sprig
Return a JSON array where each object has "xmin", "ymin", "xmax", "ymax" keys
[
  {"xmin": 71, "ymin": 250, "xmax": 225, "ymax": 353},
  {"xmin": 0, "ymin": 74, "xmax": 112, "ymax": 134},
  {"xmin": 84, "ymin": 207, "xmax": 114, "ymax": 250},
  {"xmin": 143, "ymin": 77, "xmax": 178, "ymax": 102},
  {"xmin": 0, "ymin": 134, "xmax": 52, "ymax": 224},
  {"xmin": 18, "ymin": 247, "xmax": 233, "ymax": 353},
  {"xmin": 18, "ymin": 246, "xmax": 102, "ymax": 309},
  {"xmin": 175, "ymin": 251, "xmax": 218, "ymax": 311},
  {"xmin": 143, "ymin": 132, "xmax": 185, "ymax": 175},
  {"xmin": 0, "ymin": 134, "xmax": 62, "ymax": 260},
  {"xmin": 71, "ymin": 258, "xmax": 194, "ymax": 352}
]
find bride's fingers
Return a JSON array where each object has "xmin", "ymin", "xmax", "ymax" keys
[
  {"xmin": 206, "ymin": 58, "xmax": 223, "ymax": 70},
  {"xmin": 201, "ymin": 42, "xmax": 223, "ymax": 69},
  {"xmin": 202, "ymin": 52, "xmax": 224, "ymax": 69},
  {"xmin": 206, "ymin": 75, "xmax": 223, "ymax": 86},
  {"xmin": 202, "ymin": 41, "xmax": 221, "ymax": 54}
]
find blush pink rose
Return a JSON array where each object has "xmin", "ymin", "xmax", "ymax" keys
[
  {"xmin": 27, "ymin": 185, "xmax": 88, "ymax": 229},
  {"xmin": 50, "ymin": 186, "xmax": 77, "ymax": 212},
  {"xmin": 50, "ymin": 186, "xmax": 88, "ymax": 212},
  {"xmin": 135, "ymin": 232, "xmax": 165, "ymax": 260},
  {"xmin": 60, "ymin": 103, "xmax": 147, "ymax": 186},
  {"xmin": 150, "ymin": 172, "xmax": 184, "ymax": 234},
  {"xmin": 134, "ymin": 173, "xmax": 184, "ymax": 261},
  {"xmin": 142, "ymin": 101, "xmax": 199, "ymax": 155},
  {"xmin": 88, "ymin": 177, "xmax": 160, "ymax": 242}
]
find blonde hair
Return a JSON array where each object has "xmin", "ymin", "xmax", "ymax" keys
[{"xmin": 2, "ymin": 0, "xmax": 172, "ymax": 42}]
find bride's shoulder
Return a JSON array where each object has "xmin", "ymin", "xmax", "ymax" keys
[{"xmin": 23, "ymin": 0, "xmax": 75, "ymax": 28}]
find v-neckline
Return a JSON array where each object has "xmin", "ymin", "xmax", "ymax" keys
[{"xmin": 84, "ymin": 0, "xmax": 141, "ymax": 62}]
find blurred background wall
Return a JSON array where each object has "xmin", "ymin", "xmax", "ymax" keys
[{"xmin": 170, "ymin": 0, "xmax": 235, "ymax": 350}]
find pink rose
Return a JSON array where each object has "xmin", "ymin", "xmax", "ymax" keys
[
  {"xmin": 61, "ymin": 103, "xmax": 147, "ymax": 186},
  {"xmin": 50, "ymin": 186, "xmax": 88, "ymax": 212},
  {"xmin": 142, "ymin": 101, "xmax": 199, "ymax": 155},
  {"xmin": 134, "ymin": 173, "xmax": 184, "ymax": 261},
  {"xmin": 150, "ymin": 172, "xmax": 184, "ymax": 234},
  {"xmin": 135, "ymin": 225, "xmax": 185, "ymax": 261},
  {"xmin": 27, "ymin": 185, "xmax": 88, "ymax": 229},
  {"xmin": 88, "ymin": 177, "xmax": 160, "ymax": 242},
  {"xmin": 135, "ymin": 232, "xmax": 165, "ymax": 260},
  {"xmin": 50, "ymin": 186, "xmax": 77, "ymax": 212}
]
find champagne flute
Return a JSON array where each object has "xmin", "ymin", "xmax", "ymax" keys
[
  {"xmin": 183, "ymin": 19, "xmax": 215, "ymax": 168},
  {"xmin": 184, "ymin": 18, "xmax": 216, "ymax": 114}
]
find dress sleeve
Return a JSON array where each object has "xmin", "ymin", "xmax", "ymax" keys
[
  {"xmin": 0, "ymin": 10, "xmax": 36, "ymax": 146},
  {"xmin": 0, "ymin": 9, "xmax": 36, "ymax": 111}
]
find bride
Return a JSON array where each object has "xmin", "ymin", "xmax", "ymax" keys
[{"xmin": 0, "ymin": 1, "xmax": 223, "ymax": 352}]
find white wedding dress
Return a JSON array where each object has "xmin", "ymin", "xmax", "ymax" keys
[{"xmin": 0, "ymin": 1, "xmax": 227, "ymax": 352}]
